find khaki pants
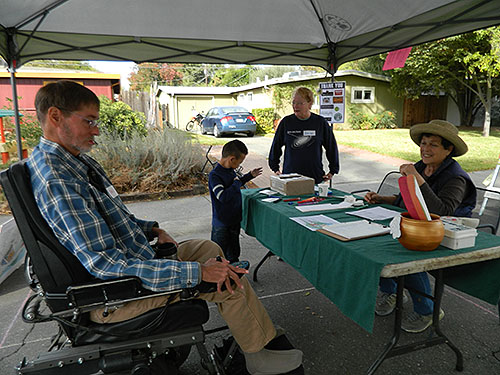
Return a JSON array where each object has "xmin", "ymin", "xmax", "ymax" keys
[{"xmin": 90, "ymin": 239, "xmax": 276, "ymax": 353}]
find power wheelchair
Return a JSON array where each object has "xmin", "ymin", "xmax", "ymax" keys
[{"xmin": 1, "ymin": 160, "xmax": 241, "ymax": 375}]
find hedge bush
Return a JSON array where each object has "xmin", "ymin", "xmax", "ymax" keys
[
  {"xmin": 253, "ymin": 108, "xmax": 277, "ymax": 134},
  {"xmin": 98, "ymin": 96, "xmax": 147, "ymax": 138},
  {"xmin": 348, "ymin": 107, "xmax": 397, "ymax": 130}
]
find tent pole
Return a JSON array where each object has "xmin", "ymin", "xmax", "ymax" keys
[{"xmin": 9, "ymin": 61, "xmax": 24, "ymax": 160}]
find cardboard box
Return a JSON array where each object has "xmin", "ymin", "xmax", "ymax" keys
[{"xmin": 270, "ymin": 173, "xmax": 315, "ymax": 196}]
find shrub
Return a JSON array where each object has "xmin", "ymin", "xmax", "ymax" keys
[
  {"xmin": 253, "ymin": 108, "xmax": 277, "ymax": 134},
  {"xmin": 98, "ymin": 96, "xmax": 147, "ymax": 138},
  {"xmin": 348, "ymin": 107, "xmax": 397, "ymax": 130},
  {"xmin": 2, "ymin": 98, "xmax": 43, "ymax": 147},
  {"xmin": 91, "ymin": 127, "xmax": 205, "ymax": 193}
]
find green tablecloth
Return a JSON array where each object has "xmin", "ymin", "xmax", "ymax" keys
[{"xmin": 241, "ymin": 188, "xmax": 500, "ymax": 332}]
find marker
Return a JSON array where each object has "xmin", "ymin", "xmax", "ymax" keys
[{"xmin": 283, "ymin": 197, "xmax": 300, "ymax": 202}]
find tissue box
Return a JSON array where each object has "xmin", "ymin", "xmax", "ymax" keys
[
  {"xmin": 440, "ymin": 219, "xmax": 478, "ymax": 250},
  {"xmin": 270, "ymin": 173, "xmax": 315, "ymax": 196}
]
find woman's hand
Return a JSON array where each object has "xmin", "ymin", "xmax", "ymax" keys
[
  {"xmin": 399, "ymin": 163, "xmax": 425, "ymax": 186},
  {"xmin": 364, "ymin": 191, "xmax": 382, "ymax": 204}
]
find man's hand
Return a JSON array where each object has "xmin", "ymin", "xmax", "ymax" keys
[
  {"xmin": 200, "ymin": 257, "xmax": 248, "ymax": 294},
  {"xmin": 152, "ymin": 227, "xmax": 178, "ymax": 247},
  {"xmin": 251, "ymin": 167, "xmax": 263, "ymax": 178}
]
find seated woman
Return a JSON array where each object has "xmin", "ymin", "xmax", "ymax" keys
[{"xmin": 364, "ymin": 120, "xmax": 476, "ymax": 333}]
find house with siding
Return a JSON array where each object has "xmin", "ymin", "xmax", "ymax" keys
[{"xmin": 157, "ymin": 70, "xmax": 405, "ymax": 130}]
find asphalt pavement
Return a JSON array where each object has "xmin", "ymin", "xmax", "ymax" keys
[{"xmin": 0, "ymin": 135, "xmax": 499, "ymax": 374}]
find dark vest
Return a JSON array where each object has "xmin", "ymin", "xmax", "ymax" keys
[
  {"xmin": 415, "ymin": 158, "xmax": 477, "ymax": 217},
  {"xmin": 396, "ymin": 158, "xmax": 477, "ymax": 217}
]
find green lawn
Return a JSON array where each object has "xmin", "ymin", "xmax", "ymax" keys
[{"xmin": 334, "ymin": 128, "xmax": 500, "ymax": 172}]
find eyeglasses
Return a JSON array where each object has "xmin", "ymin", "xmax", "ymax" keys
[
  {"xmin": 292, "ymin": 101, "xmax": 308, "ymax": 106},
  {"xmin": 59, "ymin": 108, "xmax": 100, "ymax": 128}
]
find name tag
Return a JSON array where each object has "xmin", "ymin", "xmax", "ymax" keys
[
  {"xmin": 106, "ymin": 185, "xmax": 119, "ymax": 198},
  {"xmin": 303, "ymin": 130, "xmax": 316, "ymax": 136}
]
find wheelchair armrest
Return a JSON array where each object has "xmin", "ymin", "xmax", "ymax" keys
[{"xmin": 66, "ymin": 277, "xmax": 150, "ymax": 308}]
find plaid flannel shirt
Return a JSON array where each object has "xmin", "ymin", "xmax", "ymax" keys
[{"xmin": 26, "ymin": 138, "xmax": 200, "ymax": 291}]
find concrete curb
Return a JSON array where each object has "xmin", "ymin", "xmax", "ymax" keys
[{"xmin": 119, "ymin": 184, "xmax": 207, "ymax": 202}]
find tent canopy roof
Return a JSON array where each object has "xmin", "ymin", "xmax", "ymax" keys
[{"xmin": 2, "ymin": 0, "xmax": 500, "ymax": 73}]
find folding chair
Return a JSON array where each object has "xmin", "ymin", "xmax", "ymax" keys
[
  {"xmin": 350, "ymin": 170, "xmax": 401, "ymax": 197},
  {"xmin": 0, "ymin": 161, "xmax": 230, "ymax": 375}
]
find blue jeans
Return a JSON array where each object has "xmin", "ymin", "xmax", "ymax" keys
[
  {"xmin": 380, "ymin": 272, "xmax": 434, "ymax": 315},
  {"xmin": 211, "ymin": 224, "xmax": 241, "ymax": 263}
]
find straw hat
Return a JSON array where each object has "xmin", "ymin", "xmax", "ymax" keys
[{"xmin": 409, "ymin": 120, "xmax": 468, "ymax": 156}]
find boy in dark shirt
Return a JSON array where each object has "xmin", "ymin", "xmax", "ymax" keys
[{"xmin": 209, "ymin": 140, "xmax": 262, "ymax": 263}]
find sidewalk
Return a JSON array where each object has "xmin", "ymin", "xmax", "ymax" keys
[{"xmin": 1, "ymin": 145, "xmax": 499, "ymax": 375}]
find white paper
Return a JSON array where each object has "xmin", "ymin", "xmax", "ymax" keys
[
  {"xmin": 322, "ymin": 220, "xmax": 390, "ymax": 240},
  {"xmin": 261, "ymin": 197, "xmax": 281, "ymax": 203},
  {"xmin": 412, "ymin": 177, "xmax": 432, "ymax": 221},
  {"xmin": 346, "ymin": 206, "xmax": 401, "ymax": 221},
  {"xmin": 290, "ymin": 215, "xmax": 340, "ymax": 231},
  {"xmin": 295, "ymin": 201, "xmax": 353, "ymax": 213},
  {"xmin": 259, "ymin": 189, "xmax": 279, "ymax": 196}
]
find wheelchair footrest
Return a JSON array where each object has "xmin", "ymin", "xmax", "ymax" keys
[{"xmin": 16, "ymin": 327, "xmax": 205, "ymax": 374}]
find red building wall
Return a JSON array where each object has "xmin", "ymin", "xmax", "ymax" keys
[{"xmin": 0, "ymin": 74, "xmax": 119, "ymax": 116}]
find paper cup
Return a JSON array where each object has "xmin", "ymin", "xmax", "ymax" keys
[{"xmin": 318, "ymin": 183, "xmax": 329, "ymax": 197}]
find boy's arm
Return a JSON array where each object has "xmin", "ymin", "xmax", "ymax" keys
[{"xmin": 209, "ymin": 172, "xmax": 242, "ymax": 203}]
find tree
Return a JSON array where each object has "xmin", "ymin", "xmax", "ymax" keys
[
  {"xmin": 339, "ymin": 55, "xmax": 389, "ymax": 76},
  {"xmin": 129, "ymin": 63, "xmax": 184, "ymax": 91},
  {"xmin": 24, "ymin": 60, "xmax": 97, "ymax": 71},
  {"xmin": 390, "ymin": 27, "xmax": 500, "ymax": 136}
]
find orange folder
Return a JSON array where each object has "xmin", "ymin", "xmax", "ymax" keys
[{"xmin": 398, "ymin": 175, "xmax": 431, "ymax": 221}]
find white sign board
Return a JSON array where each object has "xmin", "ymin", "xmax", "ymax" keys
[{"xmin": 319, "ymin": 81, "xmax": 345, "ymax": 124}]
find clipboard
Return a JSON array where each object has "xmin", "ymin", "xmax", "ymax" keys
[{"xmin": 317, "ymin": 220, "xmax": 390, "ymax": 241}]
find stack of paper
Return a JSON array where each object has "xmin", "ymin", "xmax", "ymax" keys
[
  {"xmin": 318, "ymin": 220, "xmax": 390, "ymax": 241},
  {"xmin": 398, "ymin": 175, "xmax": 431, "ymax": 220}
]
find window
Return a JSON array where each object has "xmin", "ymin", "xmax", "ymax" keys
[
  {"xmin": 247, "ymin": 92, "xmax": 253, "ymax": 102},
  {"xmin": 351, "ymin": 87, "xmax": 375, "ymax": 103}
]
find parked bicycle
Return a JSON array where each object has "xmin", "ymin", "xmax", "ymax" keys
[{"xmin": 186, "ymin": 112, "xmax": 205, "ymax": 132}]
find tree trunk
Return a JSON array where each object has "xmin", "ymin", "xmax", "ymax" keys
[
  {"xmin": 482, "ymin": 76, "xmax": 492, "ymax": 137},
  {"xmin": 454, "ymin": 87, "xmax": 477, "ymax": 126}
]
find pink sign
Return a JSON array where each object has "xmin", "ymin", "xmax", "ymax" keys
[{"xmin": 382, "ymin": 47, "xmax": 412, "ymax": 70}]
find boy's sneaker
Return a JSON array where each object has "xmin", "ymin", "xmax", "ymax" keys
[
  {"xmin": 375, "ymin": 291, "xmax": 409, "ymax": 316},
  {"xmin": 401, "ymin": 309, "xmax": 445, "ymax": 333}
]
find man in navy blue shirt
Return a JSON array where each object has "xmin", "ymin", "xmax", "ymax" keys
[{"xmin": 209, "ymin": 140, "xmax": 262, "ymax": 263}]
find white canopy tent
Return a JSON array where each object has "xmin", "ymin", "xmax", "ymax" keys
[{"xmin": 2, "ymin": 0, "xmax": 500, "ymax": 157}]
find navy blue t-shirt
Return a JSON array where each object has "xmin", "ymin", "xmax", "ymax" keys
[{"xmin": 268, "ymin": 113, "xmax": 340, "ymax": 183}]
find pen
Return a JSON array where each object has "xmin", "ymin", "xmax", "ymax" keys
[
  {"xmin": 298, "ymin": 201, "xmax": 320, "ymax": 206},
  {"xmin": 283, "ymin": 197, "xmax": 300, "ymax": 202}
]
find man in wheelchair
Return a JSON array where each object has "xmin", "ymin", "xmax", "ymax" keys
[{"xmin": 12, "ymin": 80, "xmax": 303, "ymax": 374}]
